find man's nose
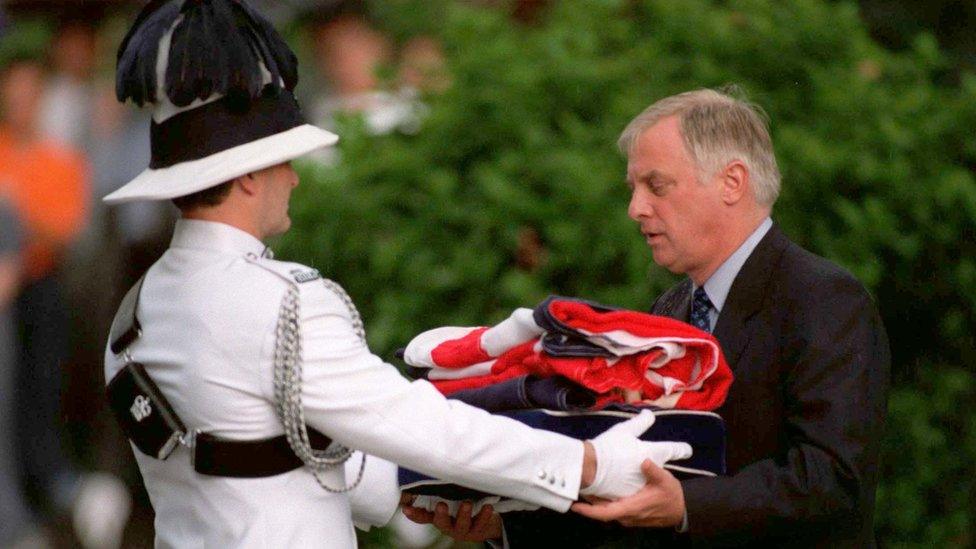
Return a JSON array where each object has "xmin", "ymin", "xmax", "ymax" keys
[{"xmin": 627, "ymin": 187, "xmax": 651, "ymax": 221}]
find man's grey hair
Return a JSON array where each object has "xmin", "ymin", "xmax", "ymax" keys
[{"xmin": 618, "ymin": 87, "xmax": 781, "ymax": 207}]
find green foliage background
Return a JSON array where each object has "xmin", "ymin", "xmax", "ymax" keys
[{"xmin": 278, "ymin": 0, "xmax": 976, "ymax": 546}]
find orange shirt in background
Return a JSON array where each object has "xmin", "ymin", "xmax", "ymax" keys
[{"xmin": 0, "ymin": 130, "xmax": 90, "ymax": 282}]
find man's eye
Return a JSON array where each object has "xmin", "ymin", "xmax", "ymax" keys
[{"xmin": 650, "ymin": 183, "xmax": 667, "ymax": 196}]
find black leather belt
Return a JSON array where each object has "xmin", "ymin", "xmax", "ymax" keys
[{"xmin": 193, "ymin": 428, "xmax": 334, "ymax": 478}]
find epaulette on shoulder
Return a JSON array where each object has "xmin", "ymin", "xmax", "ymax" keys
[{"xmin": 245, "ymin": 255, "xmax": 322, "ymax": 286}]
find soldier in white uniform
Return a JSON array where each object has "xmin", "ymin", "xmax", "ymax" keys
[{"xmin": 102, "ymin": 2, "xmax": 693, "ymax": 547}]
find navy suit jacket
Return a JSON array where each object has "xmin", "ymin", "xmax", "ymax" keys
[{"xmin": 503, "ymin": 224, "xmax": 890, "ymax": 548}]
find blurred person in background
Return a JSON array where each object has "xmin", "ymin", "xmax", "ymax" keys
[
  {"xmin": 36, "ymin": 8, "xmax": 122, "ymax": 478},
  {"xmin": 398, "ymin": 34, "xmax": 448, "ymax": 94},
  {"xmin": 38, "ymin": 7, "xmax": 172, "ymax": 282},
  {"xmin": 37, "ymin": 5, "xmax": 169, "ymax": 315},
  {"xmin": 39, "ymin": 17, "xmax": 98, "ymax": 149},
  {"xmin": 0, "ymin": 43, "xmax": 129, "ymax": 549},
  {"xmin": 0, "ymin": 50, "xmax": 87, "ymax": 516},
  {"xmin": 39, "ymin": 12, "xmax": 175, "ymax": 505},
  {"xmin": 21, "ymin": 6, "xmax": 167, "ymax": 546},
  {"xmin": 307, "ymin": 0, "xmax": 429, "ymax": 139}
]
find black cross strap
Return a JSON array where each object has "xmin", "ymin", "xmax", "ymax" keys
[{"xmin": 109, "ymin": 275, "xmax": 147, "ymax": 355}]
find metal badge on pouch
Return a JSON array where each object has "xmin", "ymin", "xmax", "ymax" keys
[{"xmin": 107, "ymin": 361, "xmax": 188, "ymax": 459}]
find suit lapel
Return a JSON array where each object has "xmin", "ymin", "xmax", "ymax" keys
[{"xmin": 711, "ymin": 224, "xmax": 790, "ymax": 368}]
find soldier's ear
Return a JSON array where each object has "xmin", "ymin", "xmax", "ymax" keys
[{"xmin": 236, "ymin": 172, "xmax": 260, "ymax": 196}]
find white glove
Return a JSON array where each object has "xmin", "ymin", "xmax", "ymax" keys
[{"xmin": 579, "ymin": 410, "xmax": 693, "ymax": 499}]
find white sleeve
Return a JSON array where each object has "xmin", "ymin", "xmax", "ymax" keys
[
  {"xmin": 345, "ymin": 452, "xmax": 399, "ymax": 530},
  {"xmin": 295, "ymin": 282, "xmax": 584, "ymax": 512}
]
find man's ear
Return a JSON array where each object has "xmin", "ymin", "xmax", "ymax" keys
[
  {"xmin": 235, "ymin": 172, "xmax": 259, "ymax": 196},
  {"xmin": 719, "ymin": 160, "xmax": 749, "ymax": 205}
]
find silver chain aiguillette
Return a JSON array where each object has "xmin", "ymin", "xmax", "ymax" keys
[{"xmin": 273, "ymin": 279, "xmax": 367, "ymax": 493}]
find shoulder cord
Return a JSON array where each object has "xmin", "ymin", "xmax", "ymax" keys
[{"xmin": 273, "ymin": 278, "xmax": 368, "ymax": 493}]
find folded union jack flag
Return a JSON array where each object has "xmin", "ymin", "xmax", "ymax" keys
[{"xmin": 402, "ymin": 296, "xmax": 733, "ymax": 411}]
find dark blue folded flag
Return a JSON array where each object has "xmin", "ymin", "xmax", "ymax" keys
[{"xmin": 399, "ymin": 407, "xmax": 727, "ymax": 504}]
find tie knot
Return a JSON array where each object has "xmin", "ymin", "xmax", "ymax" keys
[{"xmin": 690, "ymin": 287, "xmax": 713, "ymax": 333}]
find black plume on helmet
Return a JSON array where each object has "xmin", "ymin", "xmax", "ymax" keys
[{"xmin": 116, "ymin": 0, "xmax": 298, "ymax": 108}]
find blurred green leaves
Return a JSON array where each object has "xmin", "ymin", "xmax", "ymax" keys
[
  {"xmin": 0, "ymin": 18, "xmax": 50, "ymax": 68},
  {"xmin": 878, "ymin": 367, "xmax": 975, "ymax": 547}
]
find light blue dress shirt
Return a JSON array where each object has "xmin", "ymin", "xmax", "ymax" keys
[{"xmin": 691, "ymin": 218, "xmax": 773, "ymax": 332}]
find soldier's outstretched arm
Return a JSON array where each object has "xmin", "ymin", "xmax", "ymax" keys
[{"xmin": 285, "ymin": 281, "xmax": 690, "ymax": 512}]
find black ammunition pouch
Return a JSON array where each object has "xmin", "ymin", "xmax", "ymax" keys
[{"xmin": 107, "ymin": 360, "xmax": 188, "ymax": 460}]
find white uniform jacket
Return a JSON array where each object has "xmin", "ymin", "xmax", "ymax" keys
[{"xmin": 104, "ymin": 219, "xmax": 583, "ymax": 548}]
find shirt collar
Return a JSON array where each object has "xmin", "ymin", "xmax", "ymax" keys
[
  {"xmin": 695, "ymin": 217, "xmax": 772, "ymax": 314},
  {"xmin": 170, "ymin": 219, "xmax": 272, "ymax": 258}
]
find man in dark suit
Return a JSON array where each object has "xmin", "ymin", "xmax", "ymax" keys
[{"xmin": 403, "ymin": 88, "xmax": 890, "ymax": 547}]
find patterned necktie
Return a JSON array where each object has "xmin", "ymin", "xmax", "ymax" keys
[{"xmin": 690, "ymin": 287, "xmax": 713, "ymax": 333}]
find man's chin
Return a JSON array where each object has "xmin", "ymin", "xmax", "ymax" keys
[
  {"xmin": 267, "ymin": 219, "xmax": 292, "ymax": 238},
  {"xmin": 650, "ymin": 251, "xmax": 682, "ymax": 274}
]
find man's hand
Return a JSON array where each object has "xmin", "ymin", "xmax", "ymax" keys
[
  {"xmin": 572, "ymin": 459, "xmax": 686, "ymax": 528},
  {"xmin": 401, "ymin": 501, "xmax": 503, "ymax": 542}
]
